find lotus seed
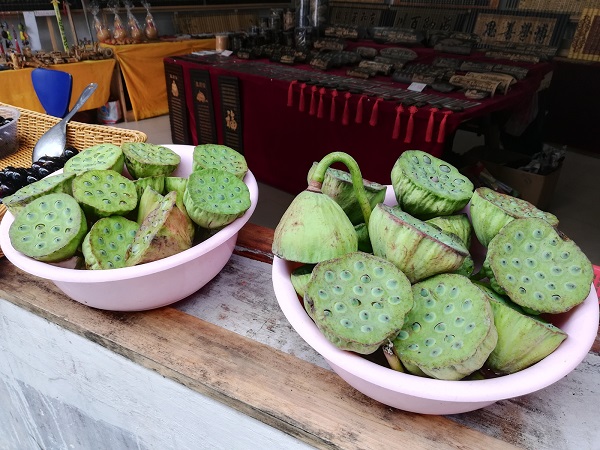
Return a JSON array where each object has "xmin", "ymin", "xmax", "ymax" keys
[
  {"xmin": 444, "ymin": 304, "xmax": 454, "ymax": 314},
  {"xmin": 353, "ymin": 286, "xmax": 365, "ymax": 295},
  {"xmin": 430, "ymin": 348, "xmax": 442, "ymax": 357},
  {"xmin": 371, "ymin": 287, "xmax": 383, "ymax": 297},
  {"xmin": 378, "ymin": 314, "xmax": 390, "ymax": 323},
  {"xmin": 411, "ymin": 322, "xmax": 421, "ymax": 332},
  {"xmin": 332, "ymin": 285, "xmax": 343, "ymax": 295},
  {"xmin": 408, "ymin": 343, "xmax": 419, "ymax": 351},
  {"xmin": 465, "ymin": 323, "xmax": 475, "ymax": 333},
  {"xmin": 361, "ymin": 274, "xmax": 371, "ymax": 283},
  {"xmin": 397, "ymin": 331, "xmax": 409, "ymax": 340},
  {"xmin": 359, "ymin": 311, "xmax": 370, "ymax": 320},
  {"xmin": 386, "ymin": 279, "xmax": 398, "ymax": 289},
  {"xmin": 354, "ymin": 261, "xmax": 365, "ymax": 271},
  {"xmin": 455, "ymin": 317, "xmax": 465, "ymax": 326},
  {"xmin": 334, "ymin": 302, "xmax": 346, "ymax": 312},
  {"xmin": 451, "ymin": 341, "xmax": 463, "ymax": 350},
  {"xmin": 424, "ymin": 312, "xmax": 436, "ymax": 322},
  {"xmin": 388, "ymin": 296, "xmax": 401, "ymax": 305},
  {"xmin": 462, "ymin": 299, "xmax": 472, "ymax": 310},
  {"xmin": 425, "ymin": 338, "xmax": 435, "ymax": 346},
  {"xmin": 341, "ymin": 319, "xmax": 353, "ymax": 328}
]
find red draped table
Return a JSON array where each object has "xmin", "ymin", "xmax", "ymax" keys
[{"xmin": 165, "ymin": 47, "xmax": 551, "ymax": 194}]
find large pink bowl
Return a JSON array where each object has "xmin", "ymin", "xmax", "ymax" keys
[
  {"xmin": 0, "ymin": 145, "xmax": 258, "ymax": 311},
  {"xmin": 271, "ymin": 188, "xmax": 599, "ymax": 414}
]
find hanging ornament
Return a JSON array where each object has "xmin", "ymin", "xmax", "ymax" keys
[
  {"xmin": 51, "ymin": 0, "xmax": 70, "ymax": 52},
  {"xmin": 141, "ymin": 0, "xmax": 158, "ymax": 40},
  {"xmin": 88, "ymin": 1, "xmax": 111, "ymax": 43},
  {"xmin": 123, "ymin": 0, "xmax": 143, "ymax": 43},
  {"xmin": 107, "ymin": 0, "xmax": 127, "ymax": 43}
]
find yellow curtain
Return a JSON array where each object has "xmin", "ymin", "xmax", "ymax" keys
[
  {"xmin": 102, "ymin": 39, "xmax": 216, "ymax": 121},
  {"xmin": 0, "ymin": 59, "xmax": 116, "ymax": 114}
]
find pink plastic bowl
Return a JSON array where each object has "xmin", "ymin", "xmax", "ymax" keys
[
  {"xmin": 271, "ymin": 188, "xmax": 599, "ymax": 415},
  {"xmin": 0, "ymin": 145, "xmax": 258, "ymax": 311}
]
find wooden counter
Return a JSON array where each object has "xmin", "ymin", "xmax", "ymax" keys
[{"xmin": 1, "ymin": 223, "xmax": 599, "ymax": 449}]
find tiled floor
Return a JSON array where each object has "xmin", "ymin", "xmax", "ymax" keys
[{"xmin": 116, "ymin": 115, "xmax": 600, "ymax": 265}]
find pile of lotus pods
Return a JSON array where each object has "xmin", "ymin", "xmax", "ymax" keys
[{"xmin": 273, "ymin": 150, "xmax": 593, "ymax": 381}]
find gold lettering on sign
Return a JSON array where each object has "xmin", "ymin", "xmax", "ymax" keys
[
  {"xmin": 196, "ymin": 91, "xmax": 207, "ymax": 103},
  {"xmin": 171, "ymin": 80, "xmax": 179, "ymax": 98},
  {"xmin": 226, "ymin": 110, "xmax": 238, "ymax": 131}
]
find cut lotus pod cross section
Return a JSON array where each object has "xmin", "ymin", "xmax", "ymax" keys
[
  {"xmin": 192, "ymin": 144, "xmax": 248, "ymax": 179},
  {"xmin": 122, "ymin": 142, "xmax": 181, "ymax": 179},
  {"xmin": 391, "ymin": 150, "xmax": 474, "ymax": 219},
  {"xmin": 369, "ymin": 204, "xmax": 472, "ymax": 283},
  {"xmin": 2, "ymin": 172, "xmax": 76, "ymax": 217},
  {"xmin": 474, "ymin": 282, "xmax": 567, "ymax": 375},
  {"xmin": 183, "ymin": 168, "xmax": 251, "ymax": 229},
  {"xmin": 9, "ymin": 193, "xmax": 88, "ymax": 263},
  {"xmin": 63, "ymin": 143, "xmax": 124, "ymax": 175},
  {"xmin": 393, "ymin": 274, "xmax": 498, "ymax": 381},
  {"xmin": 426, "ymin": 213, "xmax": 472, "ymax": 249},
  {"xmin": 469, "ymin": 187, "xmax": 559, "ymax": 248},
  {"xmin": 72, "ymin": 169, "xmax": 138, "ymax": 219},
  {"xmin": 483, "ymin": 217, "xmax": 593, "ymax": 314},
  {"xmin": 304, "ymin": 252, "xmax": 414, "ymax": 355},
  {"xmin": 82, "ymin": 216, "xmax": 139, "ymax": 270}
]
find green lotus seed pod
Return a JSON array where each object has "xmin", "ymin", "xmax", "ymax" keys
[
  {"xmin": 134, "ymin": 176, "xmax": 165, "ymax": 199},
  {"xmin": 470, "ymin": 187, "xmax": 559, "ymax": 248},
  {"xmin": 63, "ymin": 143, "xmax": 124, "ymax": 175},
  {"xmin": 183, "ymin": 168, "xmax": 251, "ymax": 229},
  {"xmin": 393, "ymin": 274, "xmax": 498, "ymax": 380},
  {"xmin": 290, "ymin": 264, "xmax": 315, "ymax": 299},
  {"xmin": 474, "ymin": 282, "xmax": 567, "ymax": 374},
  {"xmin": 2, "ymin": 172, "xmax": 76, "ymax": 217},
  {"xmin": 126, "ymin": 191, "xmax": 195, "ymax": 266},
  {"xmin": 136, "ymin": 186, "xmax": 164, "ymax": 225},
  {"xmin": 165, "ymin": 176, "xmax": 188, "ymax": 212},
  {"xmin": 391, "ymin": 150, "xmax": 474, "ymax": 220},
  {"xmin": 354, "ymin": 223, "xmax": 373, "ymax": 254},
  {"xmin": 192, "ymin": 144, "xmax": 248, "ymax": 179},
  {"xmin": 484, "ymin": 217, "xmax": 593, "ymax": 314},
  {"xmin": 72, "ymin": 169, "xmax": 138, "ymax": 219},
  {"xmin": 368, "ymin": 204, "xmax": 471, "ymax": 283},
  {"xmin": 82, "ymin": 216, "xmax": 139, "ymax": 270},
  {"xmin": 426, "ymin": 213, "xmax": 472, "ymax": 249},
  {"xmin": 9, "ymin": 193, "xmax": 88, "ymax": 262},
  {"xmin": 121, "ymin": 142, "xmax": 181, "ymax": 179},
  {"xmin": 304, "ymin": 252, "xmax": 413, "ymax": 355},
  {"xmin": 308, "ymin": 162, "xmax": 386, "ymax": 225}
]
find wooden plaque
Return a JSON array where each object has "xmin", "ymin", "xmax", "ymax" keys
[
  {"xmin": 189, "ymin": 69, "xmax": 217, "ymax": 145},
  {"xmin": 218, "ymin": 76, "xmax": 244, "ymax": 154},
  {"xmin": 164, "ymin": 60, "xmax": 191, "ymax": 145}
]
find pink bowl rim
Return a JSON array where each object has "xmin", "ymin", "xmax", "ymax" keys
[
  {"xmin": 273, "ymin": 256, "xmax": 599, "ymax": 404},
  {"xmin": 0, "ymin": 144, "xmax": 258, "ymax": 283}
]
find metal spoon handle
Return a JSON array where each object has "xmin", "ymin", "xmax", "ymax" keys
[{"xmin": 61, "ymin": 82, "xmax": 98, "ymax": 124}]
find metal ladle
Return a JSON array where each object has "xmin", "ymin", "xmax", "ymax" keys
[{"xmin": 32, "ymin": 82, "xmax": 98, "ymax": 162}]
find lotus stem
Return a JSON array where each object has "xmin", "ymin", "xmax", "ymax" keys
[
  {"xmin": 382, "ymin": 340, "xmax": 404, "ymax": 372},
  {"xmin": 309, "ymin": 151, "xmax": 372, "ymax": 227}
]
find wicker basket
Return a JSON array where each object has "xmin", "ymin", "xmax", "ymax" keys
[{"xmin": 0, "ymin": 102, "xmax": 147, "ymax": 257}]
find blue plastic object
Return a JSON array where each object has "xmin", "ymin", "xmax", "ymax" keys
[{"xmin": 31, "ymin": 68, "xmax": 73, "ymax": 118}]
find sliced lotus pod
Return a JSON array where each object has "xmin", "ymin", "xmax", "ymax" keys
[
  {"xmin": 304, "ymin": 252, "xmax": 413, "ymax": 355},
  {"xmin": 134, "ymin": 176, "xmax": 165, "ymax": 199},
  {"xmin": 192, "ymin": 144, "xmax": 248, "ymax": 179},
  {"xmin": 355, "ymin": 223, "xmax": 373, "ymax": 254},
  {"xmin": 137, "ymin": 186, "xmax": 164, "ymax": 225},
  {"xmin": 165, "ymin": 176, "xmax": 188, "ymax": 211},
  {"xmin": 470, "ymin": 187, "xmax": 559, "ymax": 248},
  {"xmin": 63, "ymin": 143, "xmax": 124, "ymax": 175},
  {"xmin": 121, "ymin": 142, "xmax": 181, "ymax": 179},
  {"xmin": 307, "ymin": 162, "xmax": 386, "ymax": 225},
  {"xmin": 9, "ymin": 193, "xmax": 88, "ymax": 263},
  {"xmin": 183, "ymin": 168, "xmax": 251, "ymax": 229},
  {"xmin": 483, "ymin": 217, "xmax": 593, "ymax": 314},
  {"xmin": 72, "ymin": 169, "xmax": 138, "ymax": 219},
  {"xmin": 290, "ymin": 264, "xmax": 315, "ymax": 299},
  {"xmin": 426, "ymin": 213, "xmax": 472, "ymax": 249},
  {"xmin": 126, "ymin": 191, "xmax": 195, "ymax": 266},
  {"xmin": 392, "ymin": 274, "xmax": 498, "ymax": 380},
  {"xmin": 368, "ymin": 204, "xmax": 471, "ymax": 283},
  {"xmin": 474, "ymin": 282, "xmax": 567, "ymax": 374},
  {"xmin": 2, "ymin": 172, "xmax": 76, "ymax": 217},
  {"xmin": 82, "ymin": 216, "xmax": 139, "ymax": 270},
  {"xmin": 391, "ymin": 150, "xmax": 474, "ymax": 220}
]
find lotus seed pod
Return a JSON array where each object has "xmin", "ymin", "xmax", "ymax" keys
[
  {"xmin": 183, "ymin": 168, "xmax": 251, "ymax": 229},
  {"xmin": 134, "ymin": 176, "xmax": 165, "ymax": 199},
  {"xmin": 474, "ymin": 282, "xmax": 567, "ymax": 374},
  {"xmin": 72, "ymin": 170, "xmax": 138, "ymax": 219},
  {"xmin": 82, "ymin": 216, "xmax": 139, "ymax": 270},
  {"xmin": 426, "ymin": 213, "xmax": 472, "ymax": 249},
  {"xmin": 2, "ymin": 172, "xmax": 76, "ymax": 217},
  {"xmin": 192, "ymin": 144, "xmax": 248, "ymax": 179},
  {"xmin": 121, "ymin": 142, "xmax": 181, "ymax": 179},
  {"xmin": 469, "ymin": 187, "xmax": 559, "ymax": 248},
  {"xmin": 368, "ymin": 204, "xmax": 471, "ymax": 283},
  {"xmin": 355, "ymin": 223, "xmax": 373, "ymax": 254},
  {"xmin": 63, "ymin": 143, "xmax": 124, "ymax": 175},
  {"xmin": 307, "ymin": 162, "xmax": 386, "ymax": 225},
  {"xmin": 484, "ymin": 217, "xmax": 593, "ymax": 314},
  {"xmin": 126, "ymin": 191, "xmax": 195, "ymax": 266},
  {"xmin": 137, "ymin": 186, "xmax": 163, "ymax": 225},
  {"xmin": 393, "ymin": 274, "xmax": 498, "ymax": 380},
  {"xmin": 290, "ymin": 264, "xmax": 315, "ymax": 299},
  {"xmin": 165, "ymin": 176, "xmax": 188, "ymax": 211},
  {"xmin": 304, "ymin": 252, "xmax": 414, "ymax": 354},
  {"xmin": 9, "ymin": 193, "xmax": 88, "ymax": 262},
  {"xmin": 391, "ymin": 150, "xmax": 474, "ymax": 220}
]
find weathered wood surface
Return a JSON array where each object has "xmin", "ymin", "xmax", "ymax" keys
[{"xmin": 1, "ymin": 222, "xmax": 599, "ymax": 449}]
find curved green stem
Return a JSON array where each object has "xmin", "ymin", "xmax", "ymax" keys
[{"xmin": 310, "ymin": 151, "xmax": 372, "ymax": 227}]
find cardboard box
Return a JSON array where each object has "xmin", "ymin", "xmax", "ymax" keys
[{"xmin": 482, "ymin": 160, "xmax": 562, "ymax": 210}]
